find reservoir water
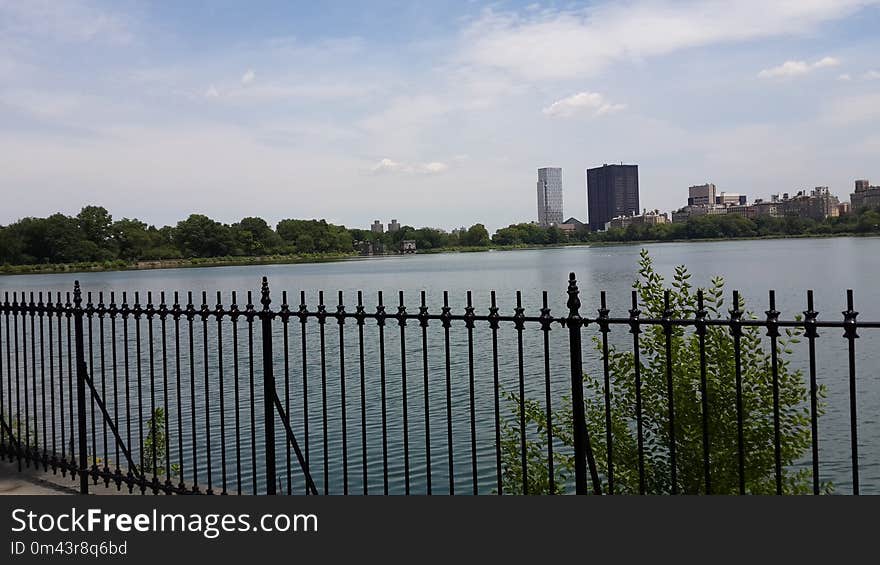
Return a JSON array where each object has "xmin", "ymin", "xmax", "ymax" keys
[{"xmin": 1, "ymin": 237, "xmax": 878, "ymax": 494}]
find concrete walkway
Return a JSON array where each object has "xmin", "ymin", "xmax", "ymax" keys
[
  {"xmin": 0, "ymin": 459, "xmax": 140, "ymax": 495},
  {"xmin": 0, "ymin": 459, "xmax": 78, "ymax": 495}
]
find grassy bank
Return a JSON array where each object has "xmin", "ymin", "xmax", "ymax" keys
[
  {"xmin": 4, "ymin": 231, "xmax": 878, "ymax": 277},
  {"xmin": 0, "ymin": 252, "xmax": 358, "ymax": 276}
]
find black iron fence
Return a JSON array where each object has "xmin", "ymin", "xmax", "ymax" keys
[{"xmin": 0, "ymin": 274, "xmax": 874, "ymax": 495}]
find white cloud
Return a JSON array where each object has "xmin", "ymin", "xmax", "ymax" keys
[
  {"xmin": 0, "ymin": 0, "xmax": 133, "ymax": 44},
  {"xmin": 542, "ymin": 91, "xmax": 625, "ymax": 118},
  {"xmin": 838, "ymin": 73, "xmax": 852, "ymax": 81},
  {"xmin": 758, "ymin": 60, "xmax": 810, "ymax": 78},
  {"xmin": 241, "ymin": 69, "xmax": 256, "ymax": 85},
  {"xmin": 461, "ymin": 1, "xmax": 875, "ymax": 80},
  {"xmin": 863, "ymin": 70, "xmax": 880, "ymax": 80},
  {"xmin": 371, "ymin": 158, "xmax": 449, "ymax": 175},
  {"xmin": 204, "ymin": 85, "xmax": 220, "ymax": 98},
  {"xmin": 758, "ymin": 56, "xmax": 840, "ymax": 78},
  {"xmin": 813, "ymin": 56, "xmax": 841, "ymax": 69}
]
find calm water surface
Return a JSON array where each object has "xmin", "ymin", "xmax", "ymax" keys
[{"xmin": 1, "ymin": 237, "xmax": 877, "ymax": 494}]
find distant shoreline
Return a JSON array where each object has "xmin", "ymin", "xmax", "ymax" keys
[{"xmin": 2, "ymin": 232, "xmax": 878, "ymax": 277}]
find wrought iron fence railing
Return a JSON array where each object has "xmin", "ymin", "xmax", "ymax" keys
[{"xmin": 0, "ymin": 274, "xmax": 873, "ymax": 494}]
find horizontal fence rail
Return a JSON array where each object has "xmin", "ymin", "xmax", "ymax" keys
[{"xmin": 0, "ymin": 275, "xmax": 875, "ymax": 495}]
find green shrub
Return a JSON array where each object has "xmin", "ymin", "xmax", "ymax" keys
[{"xmin": 501, "ymin": 249, "xmax": 827, "ymax": 494}]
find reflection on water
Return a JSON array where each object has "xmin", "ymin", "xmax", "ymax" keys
[{"xmin": 1, "ymin": 237, "xmax": 878, "ymax": 494}]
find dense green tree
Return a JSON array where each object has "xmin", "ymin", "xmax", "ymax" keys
[
  {"xmin": 276, "ymin": 219, "xmax": 352, "ymax": 254},
  {"xmin": 501, "ymin": 250, "xmax": 825, "ymax": 494},
  {"xmin": 173, "ymin": 214, "xmax": 235, "ymax": 258},
  {"xmin": 461, "ymin": 223, "xmax": 490, "ymax": 246},
  {"xmin": 77, "ymin": 206, "xmax": 113, "ymax": 247},
  {"xmin": 233, "ymin": 217, "xmax": 281, "ymax": 256},
  {"xmin": 111, "ymin": 218, "xmax": 151, "ymax": 260},
  {"xmin": 0, "ymin": 226, "xmax": 25, "ymax": 264}
]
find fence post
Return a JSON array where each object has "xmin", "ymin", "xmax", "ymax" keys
[
  {"xmin": 567, "ymin": 273, "xmax": 601, "ymax": 495},
  {"xmin": 73, "ymin": 281, "xmax": 89, "ymax": 495},
  {"xmin": 260, "ymin": 277, "xmax": 277, "ymax": 495}
]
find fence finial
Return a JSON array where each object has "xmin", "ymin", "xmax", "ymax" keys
[
  {"xmin": 567, "ymin": 272, "xmax": 581, "ymax": 316},
  {"xmin": 260, "ymin": 276, "xmax": 271, "ymax": 310},
  {"xmin": 73, "ymin": 280, "xmax": 82, "ymax": 307}
]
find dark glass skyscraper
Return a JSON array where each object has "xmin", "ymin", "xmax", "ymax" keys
[{"xmin": 586, "ymin": 164, "xmax": 640, "ymax": 231}]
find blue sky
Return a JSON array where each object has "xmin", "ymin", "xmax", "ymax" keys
[{"xmin": 2, "ymin": 0, "xmax": 879, "ymax": 232}]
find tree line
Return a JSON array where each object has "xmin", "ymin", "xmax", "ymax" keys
[
  {"xmin": 3, "ymin": 204, "xmax": 880, "ymax": 268},
  {"xmin": 0, "ymin": 206, "xmax": 491, "ymax": 266},
  {"xmin": 492, "ymin": 206, "xmax": 880, "ymax": 245}
]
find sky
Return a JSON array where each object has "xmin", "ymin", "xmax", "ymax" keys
[{"xmin": 1, "ymin": 0, "xmax": 879, "ymax": 233}]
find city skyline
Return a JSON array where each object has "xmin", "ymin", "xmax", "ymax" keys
[{"xmin": 2, "ymin": 2, "xmax": 880, "ymax": 235}]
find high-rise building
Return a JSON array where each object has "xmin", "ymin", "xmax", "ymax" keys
[
  {"xmin": 387, "ymin": 219, "xmax": 401, "ymax": 232},
  {"xmin": 688, "ymin": 184, "xmax": 716, "ymax": 206},
  {"xmin": 851, "ymin": 179, "xmax": 880, "ymax": 210},
  {"xmin": 586, "ymin": 164, "xmax": 639, "ymax": 231},
  {"xmin": 537, "ymin": 167, "xmax": 564, "ymax": 227},
  {"xmin": 716, "ymin": 192, "xmax": 747, "ymax": 206},
  {"xmin": 370, "ymin": 220, "xmax": 384, "ymax": 234}
]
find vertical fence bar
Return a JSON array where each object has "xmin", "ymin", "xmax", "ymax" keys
[
  {"xmin": 13, "ymin": 293, "xmax": 21, "ymax": 471},
  {"xmin": 29, "ymin": 293, "xmax": 37, "ymax": 467},
  {"xmin": 38, "ymin": 293, "xmax": 47, "ymax": 469},
  {"xmin": 398, "ymin": 291, "xmax": 410, "ymax": 495},
  {"xmin": 540, "ymin": 291, "xmax": 554, "ymax": 495},
  {"xmin": 804, "ymin": 291, "xmax": 820, "ymax": 495},
  {"xmin": 173, "ymin": 292, "xmax": 185, "ymax": 493},
  {"xmin": 0, "ymin": 295, "xmax": 5, "ymax": 461},
  {"xmin": 377, "ymin": 291, "xmax": 389, "ymax": 495},
  {"xmin": 73, "ymin": 282, "xmax": 88, "ymax": 495},
  {"xmin": 97, "ymin": 293, "xmax": 108, "ymax": 483},
  {"xmin": 281, "ymin": 291, "xmax": 291, "ymax": 495},
  {"xmin": 843, "ymin": 289, "xmax": 859, "ymax": 495},
  {"xmin": 489, "ymin": 291, "xmax": 501, "ymax": 495},
  {"xmin": 419, "ymin": 291, "xmax": 431, "ymax": 495},
  {"xmin": 566, "ymin": 273, "xmax": 601, "ymax": 495},
  {"xmin": 134, "ymin": 292, "xmax": 145, "ymax": 494},
  {"xmin": 160, "ymin": 293, "xmax": 172, "ymax": 492},
  {"xmin": 85, "ymin": 292, "xmax": 95, "ymax": 480},
  {"xmin": 441, "ymin": 292, "xmax": 453, "ymax": 495},
  {"xmin": 58, "ymin": 293, "xmax": 67, "ymax": 476},
  {"xmin": 696, "ymin": 291, "xmax": 711, "ymax": 494},
  {"xmin": 187, "ymin": 292, "xmax": 199, "ymax": 493},
  {"xmin": 514, "ymin": 291, "xmax": 526, "ymax": 495},
  {"xmin": 216, "ymin": 292, "xmax": 227, "ymax": 495},
  {"xmin": 628, "ymin": 291, "xmax": 645, "ymax": 494},
  {"xmin": 468, "ymin": 291, "xmax": 479, "ymax": 495},
  {"xmin": 122, "ymin": 293, "xmax": 133, "ymax": 491},
  {"xmin": 246, "ymin": 292, "xmax": 256, "ymax": 494},
  {"xmin": 337, "ymin": 290, "xmax": 348, "ymax": 495},
  {"xmin": 766, "ymin": 290, "xmax": 782, "ymax": 495},
  {"xmin": 356, "ymin": 291, "xmax": 368, "ymax": 494},
  {"xmin": 47, "ymin": 293, "xmax": 56, "ymax": 472},
  {"xmin": 318, "ymin": 291, "xmax": 328, "ymax": 495},
  {"xmin": 297, "ymin": 291, "xmax": 310, "ymax": 494},
  {"xmin": 662, "ymin": 290, "xmax": 677, "ymax": 494},
  {"xmin": 109, "ymin": 293, "xmax": 120, "ymax": 487},
  {"xmin": 598, "ymin": 291, "xmax": 613, "ymax": 494},
  {"xmin": 20, "ymin": 293, "xmax": 28, "ymax": 465},
  {"xmin": 230, "ymin": 292, "xmax": 241, "ymax": 495},
  {"xmin": 298, "ymin": 291, "xmax": 310, "ymax": 489},
  {"xmin": 66, "ymin": 293, "xmax": 73, "ymax": 478},
  {"xmin": 261, "ymin": 278, "xmax": 276, "ymax": 495},
  {"xmin": 200, "ymin": 292, "xmax": 213, "ymax": 495},
  {"xmin": 730, "ymin": 291, "xmax": 746, "ymax": 495},
  {"xmin": 148, "ymin": 292, "xmax": 158, "ymax": 492}
]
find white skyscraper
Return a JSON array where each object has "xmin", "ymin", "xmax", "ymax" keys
[{"xmin": 537, "ymin": 167, "xmax": 564, "ymax": 227}]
